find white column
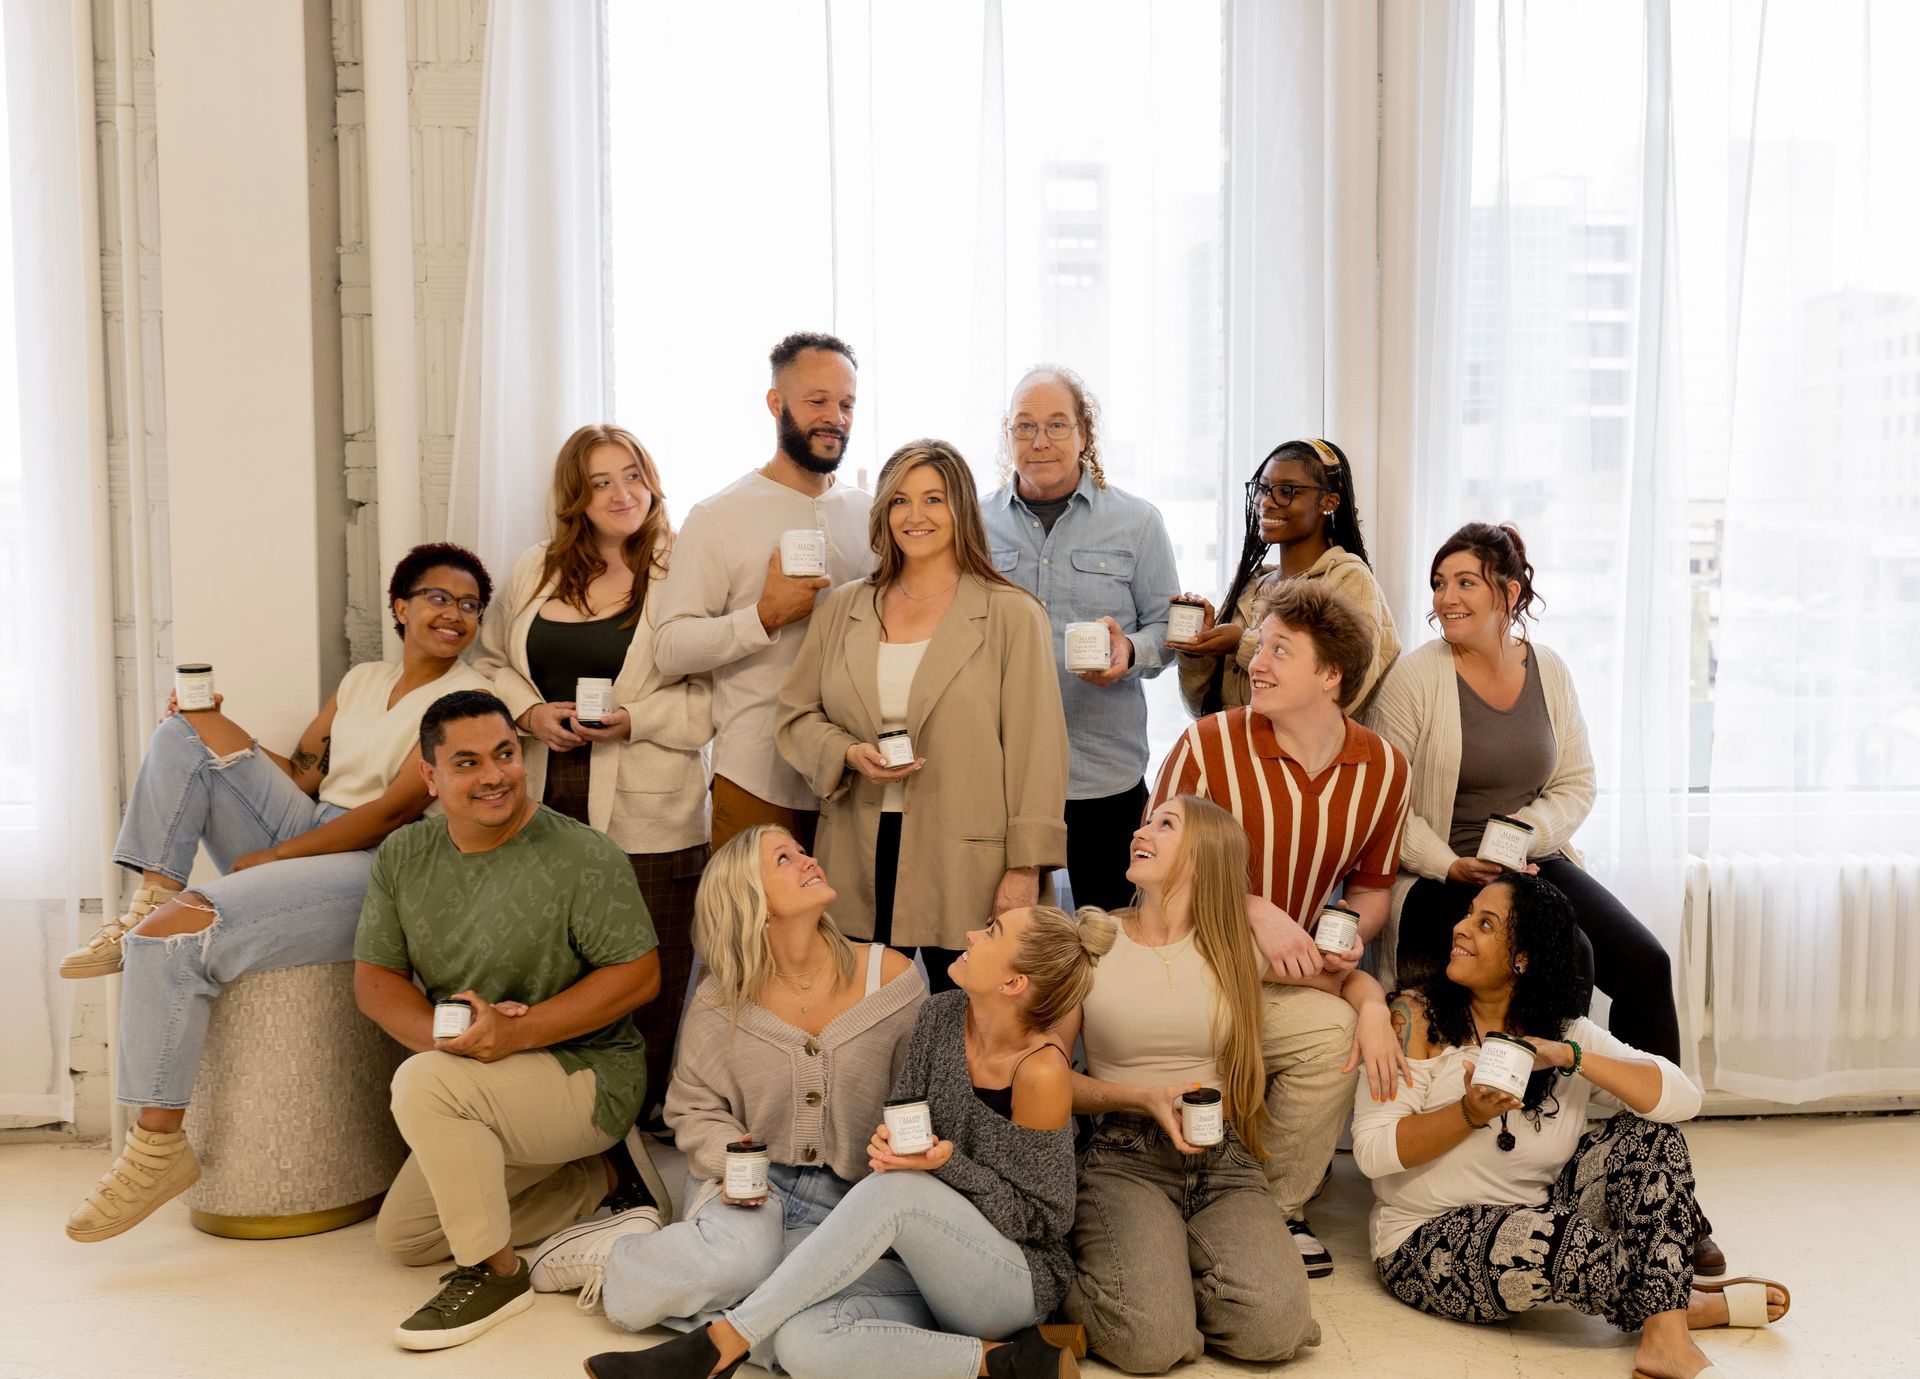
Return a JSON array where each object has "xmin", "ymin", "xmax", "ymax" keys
[{"xmin": 1323, "ymin": 0, "xmax": 1380, "ymax": 512}]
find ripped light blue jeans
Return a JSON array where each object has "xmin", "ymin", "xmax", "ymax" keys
[{"xmin": 112, "ymin": 713, "xmax": 373, "ymax": 1108}]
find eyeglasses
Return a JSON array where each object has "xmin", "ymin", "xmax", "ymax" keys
[
  {"xmin": 1008, "ymin": 420, "xmax": 1077, "ymax": 442},
  {"xmin": 408, "ymin": 587, "xmax": 484, "ymax": 618},
  {"xmin": 1247, "ymin": 479, "xmax": 1329, "ymax": 507}
]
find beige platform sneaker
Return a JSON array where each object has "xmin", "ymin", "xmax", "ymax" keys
[
  {"xmin": 66, "ymin": 1124, "xmax": 201, "ymax": 1242},
  {"xmin": 58, "ymin": 883, "xmax": 180, "ymax": 979}
]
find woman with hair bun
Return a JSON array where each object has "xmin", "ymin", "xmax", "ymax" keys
[
  {"xmin": 1356, "ymin": 875, "xmax": 1788, "ymax": 1379},
  {"xmin": 1364, "ymin": 521, "xmax": 1725, "ymax": 1274},
  {"xmin": 1174, "ymin": 438, "xmax": 1398, "ymax": 717},
  {"xmin": 586, "ymin": 905, "xmax": 1116, "ymax": 1379}
]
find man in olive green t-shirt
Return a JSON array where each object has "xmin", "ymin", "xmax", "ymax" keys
[{"xmin": 353, "ymin": 689, "xmax": 663, "ymax": 1351}]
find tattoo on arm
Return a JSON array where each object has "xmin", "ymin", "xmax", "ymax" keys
[
  {"xmin": 1389, "ymin": 996, "xmax": 1415, "ymax": 1054},
  {"xmin": 291, "ymin": 735, "xmax": 332, "ymax": 776}
]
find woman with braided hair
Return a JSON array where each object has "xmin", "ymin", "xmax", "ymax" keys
[{"xmin": 1172, "ymin": 438, "xmax": 1398, "ymax": 718}]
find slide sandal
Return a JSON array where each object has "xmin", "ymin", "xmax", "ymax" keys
[
  {"xmin": 1632, "ymin": 1370, "xmax": 1724, "ymax": 1378},
  {"xmin": 1694, "ymin": 1274, "xmax": 1791, "ymax": 1327}
]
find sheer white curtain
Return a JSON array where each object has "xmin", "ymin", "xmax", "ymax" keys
[
  {"xmin": 0, "ymin": 0, "xmax": 101, "ymax": 1120},
  {"xmin": 1386, "ymin": 0, "xmax": 1693, "ymax": 1052},
  {"xmin": 445, "ymin": 0, "xmax": 610, "ymax": 577}
]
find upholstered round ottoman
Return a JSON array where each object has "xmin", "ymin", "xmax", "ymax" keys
[{"xmin": 184, "ymin": 961, "xmax": 408, "ymax": 1239}]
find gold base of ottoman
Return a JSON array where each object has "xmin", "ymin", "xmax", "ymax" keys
[{"xmin": 189, "ymin": 1192, "xmax": 384, "ymax": 1240}]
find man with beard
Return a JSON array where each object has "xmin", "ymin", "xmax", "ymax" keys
[
  {"xmin": 354, "ymin": 690, "xmax": 664, "ymax": 1349},
  {"xmin": 653, "ymin": 331, "xmax": 871, "ymax": 850}
]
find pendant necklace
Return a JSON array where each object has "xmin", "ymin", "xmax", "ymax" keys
[
  {"xmin": 1137, "ymin": 926, "xmax": 1196, "ymax": 992},
  {"xmin": 773, "ymin": 956, "xmax": 831, "ymax": 1015}
]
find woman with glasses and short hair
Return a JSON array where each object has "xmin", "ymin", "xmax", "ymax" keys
[
  {"xmin": 1172, "ymin": 438, "xmax": 1398, "ymax": 718},
  {"xmin": 61, "ymin": 542, "xmax": 498, "ymax": 1244},
  {"xmin": 474, "ymin": 425, "xmax": 712, "ymax": 1114}
]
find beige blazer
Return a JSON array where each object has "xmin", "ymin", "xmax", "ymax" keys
[
  {"xmin": 776, "ymin": 573, "xmax": 1069, "ymax": 948},
  {"xmin": 473, "ymin": 543, "xmax": 713, "ymax": 854}
]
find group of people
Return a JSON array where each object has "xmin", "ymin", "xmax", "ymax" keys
[{"xmin": 58, "ymin": 331, "xmax": 1788, "ymax": 1379}]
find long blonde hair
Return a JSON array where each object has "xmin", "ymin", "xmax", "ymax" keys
[
  {"xmin": 866, "ymin": 440, "xmax": 1030, "ymax": 623},
  {"xmin": 1011, "ymin": 905, "xmax": 1119, "ymax": 1033},
  {"xmin": 538, "ymin": 424, "xmax": 671, "ymax": 629},
  {"xmin": 692, "ymin": 825, "xmax": 857, "ymax": 1023},
  {"xmin": 1153, "ymin": 795, "xmax": 1273, "ymax": 1156}
]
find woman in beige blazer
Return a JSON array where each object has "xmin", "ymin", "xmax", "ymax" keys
[
  {"xmin": 777, "ymin": 438, "xmax": 1068, "ymax": 991},
  {"xmin": 473, "ymin": 424, "xmax": 712, "ymax": 1111}
]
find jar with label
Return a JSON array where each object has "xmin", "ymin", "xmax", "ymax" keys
[
  {"xmin": 1476, "ymin": 814, "xmax": 1536, "ymax": 871},
  {"xmin": 724, "ymin": 1140, "xmax": 771, "ymax": 1201},
  {"xmin": 1179, "ymin": 1087, "xmax": 1224, "ymax": 1147},
  {"xmin": 175, "ymin": 663, "xmax": 217, "ymax": 712},
  {"xmin": 1312, "ymin": 904, "xmax": 1360, "ymax": 956},
  {"xmin": 877, "ymin": 729, "xmax": 915, "ymax": 768},
  {"xmin": 882, "ymin": 1096, "xmax": 935, "ymax": 1155},
  {"xmin": 432, "ymin": 999, "xmax": 473, "ymax": 1040},
  {"xmin": 1063, "ymin": 621, "xmax": 1111, "ymax": 672},
  {"xmin": 575, "ymin": 677, "xmax": 616, "ymax": 728},
  {"xmin": 1470, "ymin": 1031, "xmax": 1536, "ymax": 1099},
  {"xmin": 1167, "ymin": 596, "xmax": 1207, "ymax": 646},
  {"xmin": 780, "ymin": 528, "xmax": 828, "ymax": 579}
]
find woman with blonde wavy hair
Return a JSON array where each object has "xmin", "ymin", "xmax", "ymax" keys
[
  {"xmin": 777, "ymin": 438, "xmax": 1068, "ymax": 991},
  {"xmin": 474, "ymin": 424, "xmax": 712, "ymax": 1115},
  {"xmin": 1055, "ymin": 794, "xmax": 1320, "ymax": 1373},
  {"xmin": 531, "ymin": 824, "xmax": 923, "ymax": 1346}
]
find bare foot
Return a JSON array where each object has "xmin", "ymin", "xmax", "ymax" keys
[
  {"xmin": 1631, "ymin": 1331, "xmax": 1714, "ymax": 1379},
  {"xmin": 1687, "ymin": 1283, "xmax": 1789, "ymax": 1328}
]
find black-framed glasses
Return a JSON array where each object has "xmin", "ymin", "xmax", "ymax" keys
[
  {"xmin": 1247, "ymin": 479, "xmax": 1329, "ymax": 507},
  {"xmin": 1008, "ymin": 419, "xmax": 1077, "ymax": 442},
  {"xmin": 407, "ymin": 587, "xmax": 484, "ymax": 618}
]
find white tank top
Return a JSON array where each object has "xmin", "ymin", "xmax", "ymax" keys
[{"xmin": 317, "ymin": 659, "xmax": 494, "ymax": 810}]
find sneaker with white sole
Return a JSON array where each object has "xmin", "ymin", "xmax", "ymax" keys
[
  {"xmin": 528, "ymin": 1204, "xmax": 662, "ymax": 1311},
  {"xmin": 1287, "ymin": 1216, "xmax": 1333, "ymax": 1278},
  {"xmin": 59, "ymin": 884, "xmax": 180, "ymax": 979},
  {"xmin": 394, "ymin": 1258, "xmax": 533, "ymax": 1350},
  {"xmin": 65, "ymin": 1123, "xmax": 201, "ymax": 1242}
]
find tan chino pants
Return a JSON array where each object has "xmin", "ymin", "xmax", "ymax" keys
[{"xmin": 1259, "ymin": 983, "xmax": 1359, "ymax": 1218}]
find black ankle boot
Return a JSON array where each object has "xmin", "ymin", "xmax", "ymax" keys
[
  {"xmin": 583, "ymin": 1326, "xmax": 746, "ymax": 1379},
  {"xmin": 984, "ymin": 1326, "xmax": 1078, "ymax": 1379}
]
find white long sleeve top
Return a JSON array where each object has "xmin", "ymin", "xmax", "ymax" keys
[{"xmin": 1350, "ymin": 1015, "xmax": 1700, "ymax": 1259}]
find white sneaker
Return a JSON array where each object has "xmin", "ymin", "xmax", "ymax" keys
[
  {"xmin": 527, "ymin": 1204, "xmax": 661, "ymax": 1311},
  {"xmin": 59, "ymin": 884, "xmax": 180, "ymax": 979}
]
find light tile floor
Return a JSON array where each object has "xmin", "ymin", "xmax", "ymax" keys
[{"xmin": 2, "ymin": 1115, "xmax": 1909, "ymax": 1378}]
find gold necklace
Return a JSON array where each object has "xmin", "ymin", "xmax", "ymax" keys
[
  {"xmin": 771, "ymin": 955, "xmax": 831, "ymax": 1014},
  {"xmin": 894, "ymin": 575, "xmax": 960, "ymax": 602},
  {"xmin": 1131, "ymin": 922, "xmax": 1196, "ymax": 991}
]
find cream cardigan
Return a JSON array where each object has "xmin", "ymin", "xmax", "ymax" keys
[
  {"xmin": 1361, "ymin": 637, "xmax": 1595, "ymax": 936},
  {"xmin": 473, "ymin": 542, "xmax": 713, "ymax": 854}
]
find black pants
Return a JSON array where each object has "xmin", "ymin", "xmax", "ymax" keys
[
  {"xmin": 872, "ymin": 811, "xmax": 964, "ymax": 993},
  {"xmin": 1397, "ymin": 856, "xmax": 1680, "ymax": 1061},
  {"xmin": 1064, "ymin": 779, "xmax": 1150, "ymax": 913}
]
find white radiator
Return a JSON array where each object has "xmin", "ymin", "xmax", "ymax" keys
[{"xmin": 1684, "ymin": 851, "xmax": 1920, "ymax": 1102}]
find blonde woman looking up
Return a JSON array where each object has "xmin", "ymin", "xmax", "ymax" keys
[
  {"xmin": 587, "ymin": 904, "xmax": 1115, "ymax": 1379},
  {"xmin": 473, "ymin": 425, "xmax": 712, "ymax": 1117},
  {"xmin": 778, "ymin": 438, "xmax": 1068, "ymax": 992},
  {"xmin": 1057, "ymin": 796, "xmax": 1326, "ymax": 1372},
  {"xmin": 525, "ymin": 825, "xmax": 923, "ymax": 1346}
]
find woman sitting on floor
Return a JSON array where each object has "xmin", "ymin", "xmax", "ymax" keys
[{"xmin": 1353, "ymin": 872, "xmax": 1789, "ymax": 1379}]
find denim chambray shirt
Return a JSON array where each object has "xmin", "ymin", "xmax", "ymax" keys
[{"xmin": 983, "ymin": 466, "xmax": 1178, "ymax": 799}]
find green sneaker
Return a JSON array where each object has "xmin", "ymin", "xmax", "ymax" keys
[{"xmin": 394, "ymin": 1258, "xmax": 534, "ymax": 1350}]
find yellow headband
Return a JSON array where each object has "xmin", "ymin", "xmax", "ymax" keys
[{"xmin": 1305, "ymin": 439, "xmax": 1342, "ymax": 473}]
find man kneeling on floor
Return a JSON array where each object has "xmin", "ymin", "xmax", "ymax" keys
[{"xmin": 353, "ymin": 689, "xmax": 666, "ymax": 1350}]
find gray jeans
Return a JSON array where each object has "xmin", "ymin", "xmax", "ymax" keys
[{"xmin": 1063, "ymin": 1114, "xmax": 1319, "ymax": 1373}]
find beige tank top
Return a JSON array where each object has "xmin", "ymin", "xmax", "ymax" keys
[
  {"xmin": 317, "ymin": 659, "xmax": 494, "ymax": 811},
  {"xmin": 1080, "ymin": 927, "xmax": 1223, "ymax": 1089}
]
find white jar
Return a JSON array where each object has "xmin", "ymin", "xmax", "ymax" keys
[
  {"xmin": 1476, "ymin": 814, "xmax": 1536, "ymax": 870},
  {"xmin": 1063, "ymin": 621, "xmax": 1110, "ymax": 672},
  {"xmin": 877, "ymin": 729, "xmax": 915, "ymax": 768},
  {"xmin": 1179, "ymin": 1087, "xmax": 1224, "ymax": 1147},
  {"xmin": 1312, "ymin": 905, "xmax": 1360, "ymax": 956},
  {"xmin": 1167, "ymin": 597, "xmax": 1206, "ymax": 645},
  {"xmin": 432, "ymin": 999, "xmax": 473, "ymax": 1040},
  {"xmin": 1470, "ymin": 1031, "xmax": 1536, "ymax": 1099},
  {"xmin": 724, "ymin": 1141, "xmax": 771, "ymax": 1200},
  {"xmin": 175, "ymin": 663, "xmax": 217, "ymax": 712},
  {"xmin": 882, "ymin": 1097, "xmax": 935, "ymax": 1155},
  {"xmin": 575, "ymin": 677, "xmax": 616, "ymax": 727},
  {"xmin": 779, "ymin": 528, "xmax": 828, "ymax": 578}
]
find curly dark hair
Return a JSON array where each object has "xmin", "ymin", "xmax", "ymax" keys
[
  {"xmin": 1411, "ymin": 872, "xmax": 1589, "ymax": 1119},
  {"xmin": 1428, "ymin": 521, "xmax": 1543, "ymax": 629},
  {"xmin": 386, "ymin": 542, "xmax": 494, "ymax": 637},
  {"xmin": 769, "ymin": 331, "xmax": 858, "ymax": 377}
]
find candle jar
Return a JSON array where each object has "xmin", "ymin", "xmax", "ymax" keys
[
  {"xmin": 882, "ymin": 1097, "xmax": 935, "ymax": 1155},
  {"xmin": 1312, "ymin": 905, "xmax": 1360, "ymax": 956},
  {"xmin": 724, "ymin": 1140, "xmax": 771, "ymax": 1200},
  {"xmin": 1167, "ymin": 597, "xmax": 1206, "ymax": 645},
  {"xmin": 1179, "ymin": 1087, "xmax": 1224, "ymax": 1147},
  {"xmin": 779, "ymin": 528, "xmax": 828, "ymax": 578},
  {"xmin": 1476, "ymin": 814, "xmax": 1536, "ymax": 870},
  {"xmin": 175, "ymin": 663, "xmax": 217, "ymax": 712},
  {"xmin": 432, "ymin": 999, "xmax": 473, "ymax": 1040},
  {"xmin": 877, "ymin": 729, "xmax": 915, "ymax": 768},
  {"xmin": 1471, "ymin": 1031, "xmax": 1536, "ymax": 1099},
  {"xmin": 1064, "ymin": 622, "xmax": 1110, "ymax": 672},
  {"xmin": 575, "ymin": 677, "xmax": 616, "ymax": 728}
]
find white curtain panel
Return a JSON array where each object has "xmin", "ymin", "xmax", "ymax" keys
[
  {"xmin": 445, "ymin": 0, "xmax": 611, "ymax": 578},
  {"xmin": 0, "ymin": 0, "xmax": 101, "ymax": 1120}
]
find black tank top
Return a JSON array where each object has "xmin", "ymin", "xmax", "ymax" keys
[{"xmin": 971, "ymin": 1043, "xmax": 1065, "ymax": 1119}]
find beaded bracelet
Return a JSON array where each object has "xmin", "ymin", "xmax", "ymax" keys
[
  {"xmin": 1556, "ymin": 1039, "xmax": 1583, "ymax": 1079},
  {"xmin": 1459, "ymin": 1096, "xmax": 1489, "ymax": 1130}
]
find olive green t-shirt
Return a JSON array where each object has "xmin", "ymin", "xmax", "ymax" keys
[{"xmin": 355, "ymin": 805, "xmax": 657, "ymax": 1136}]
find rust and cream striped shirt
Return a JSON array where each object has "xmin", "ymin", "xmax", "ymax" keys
[{"xmin": 1150, "ymin": 709, "xmax": 1411, "ymax": 921}]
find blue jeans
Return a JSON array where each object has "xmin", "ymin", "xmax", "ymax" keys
[
  {"xmin": 112, "ymin": 714, "xmax": 372, "ymax": 1107},
  {"xmin": 727, "ymin": 1170, "xmax": 1040, "ymax": 1379}
]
